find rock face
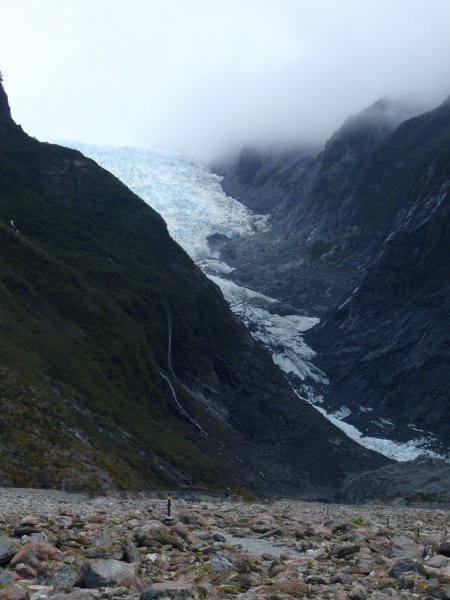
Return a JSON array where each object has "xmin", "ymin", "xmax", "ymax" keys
[
  {"xmin": 0, "ymin": 75, "xmax": 11, "ymax": 119},
  {"xmin": 310, "ymin": 98, "xmax": 450, "ymax": 448},
  {"xmin": 0, "ymin": 78, "xmax": 388, "ymax": 498},
  {"xmin": 0, "ymin": 488, "xmax": 450, "ymax": 600},
  {"xmin": 214, "ymin": 96, "xmax": 450, "ymax": 456},
  {"xmin": 214, "ymin": 97, "xmax": 422, "ymax": 313}
]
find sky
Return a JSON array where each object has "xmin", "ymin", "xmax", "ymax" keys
[{"xmin": 1, "ymin": 0, "xmax": 450, "ymax": 159}]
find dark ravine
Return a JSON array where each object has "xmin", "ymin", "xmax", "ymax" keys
[
  {"xmin": 213, "ymin": 97, "xmax": 450, "ymax": 461},
  {"xmin": 0, "ymin": 76, "xmax": 389, "ymax": 499}
]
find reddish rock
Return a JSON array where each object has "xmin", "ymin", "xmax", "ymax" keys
[{"xmin": 10, "ymin": 542, "xmax": 61, "ymax": 568}]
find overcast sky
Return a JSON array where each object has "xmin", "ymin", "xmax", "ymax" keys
[{"xmin": 1, "ymin": 0, "xmax": 450, "ymax": 158}]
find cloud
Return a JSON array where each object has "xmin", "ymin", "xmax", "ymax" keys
[{"xmin": 1, "ymin": 0, "xmax": 450, "ymax": 158}]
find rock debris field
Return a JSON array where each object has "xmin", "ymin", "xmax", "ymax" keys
[{"xmin": 0, "ymin": 488, "xmax": 449, "ymax": 600}]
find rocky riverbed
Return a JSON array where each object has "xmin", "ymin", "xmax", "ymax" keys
[{"xmin": 0, "ymin": 488, "xmax": 449, "ymax": 600}]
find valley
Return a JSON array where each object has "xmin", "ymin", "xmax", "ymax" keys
[{"xmin": 66, "ymin": 119, "xmax": 450, "ymax": 467}]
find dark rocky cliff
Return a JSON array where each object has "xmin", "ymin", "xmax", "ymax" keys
[
  {"xmin": 214, "ymin": 97, "xmax": 450, "ymax": 457},
  {"xmin": 215, "ymin": 98, "xmax": 417, "ymax": 313},
  {"xmin": 311, "ymin": 99, "xmax": 450, "ymax": 449},
  {"xmin": 0, "ymin": 75, "xmax": 12, "ymax": 119}
]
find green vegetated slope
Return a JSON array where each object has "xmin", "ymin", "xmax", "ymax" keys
[{"xmin": 0, "ymin": 89, "xmax": 241, "ymax": 491}]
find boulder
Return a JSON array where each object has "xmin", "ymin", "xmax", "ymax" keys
[
  {"xmin": 80, "ymin": 559, "xmax": 139, "ymax": 589},
  {"xmin": 209, "ymin": 551, "xmax": 250, "ymax": 573},
  {"xmin": 0, "ymin": 538, "xmax": 20, "ymax": 566},
  {"xmin": 385, "ymin": 536, "xmax": 425, "ymax": 559},
  {"xmin": 10, "ymin": 543, "xmax": 61, "ymax": 568},
  {"xmin": 388, "ymin": 558, "xmax": 424, "ymax": 578},
  {"xmin": 134, "ymin": 525, "xmax": 184, "ymax": 551},
  {"xmin": 122, "ymin": 539, "xmax": 140, "ymax": 564},
  {"xmin": 426, "ymin": 555, "xmax": 449, "ymax": 568},
  {"xmin": 38, "ymin": 564, "xmax": 81, "ymax": 590},
  {"xmin": 0, "ymin": 570, "xmax": 17, "ymax": 585},
  {"xmin": 0, "ymin": 585, "xmax": 29, "ymax": 600},
  {"xmin": 140, "ymin": 583, "xmax": 199, "ymax": 599},
  {"xmin": 332, "ymin": 544, "xmax": 361, "ymax": 558},
  {"xmin": 257, "ymin": 528, "xmax": 283, "ymax": 539}
]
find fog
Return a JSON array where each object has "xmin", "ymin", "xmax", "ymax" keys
[{"xmin": 1, "ymin": 0, "xmax": 450, "ymax": 159}]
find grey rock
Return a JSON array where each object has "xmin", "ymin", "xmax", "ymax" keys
[
  {"xmin": 388, "ymin": 558, "xmax": 424, "ymax": 578},
  {"xmin": 209, "ymin": 551, "xmax": 249, "ymax": 573},
  {"xmin": 121, "ymin": 539, "xmax": 140, "ymax": 564},
  {"xmin": 0, "ymin": 538, "xmax": 20, "ymax": 566},
  {"xmin": 347, "ymin": 583, "xmax": 368, "ymax": 600},
  {"xmin": 0, "ymin": 570, "xmax": 17, "ymax": 585},
  {"xmin": 38, "ymin": 564, "xmax": 81, "ymax": 590},
  {"xmin": 426, "ymin": 555, "xmax": 449, "ymax": 568},
  {"xmin": 212, "ymin": 533, "xmax": 225, "ymax": 542},
  {"xmin": 332, "ymin": 544, "xmax": 361, "ymax": 558},
  {"xmin": 385, "ymin": 536, "xmax": 425, "ymax": 559},
  {"xmin": 134, "ymin": 525, "xmax": 184, "ymax": 551},
  {"xmin": 140, "ymin": 583, "xmax": 198, "ymax": 599},
  {"xmin": 209, "ymin": 554, "xmax": 236, "ymax": 571},
  {"xmin": 306, "ymin": 575, "xmax": 326, "ymax": 584},
  {"xmin": 422, "ymin": 584, "xmax": 450, "ymax": 599},
  {"xmin": 80, "ymin": 559, "xmax": 137, "ymax": 589},
  {"xmin": 257, "ymin": 528, "xmax": 283, "ymax": 539}
]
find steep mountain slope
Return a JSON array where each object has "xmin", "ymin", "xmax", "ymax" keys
[
  {"xmin": 214, "ymin": 147, "xmax": 316, "ymax": 216},
  {"xmin": 215, "ymin": 98, "xmax": 422, "ymax": 313},
  {"xmin": 0, "ymin": 79, "xmax": 388, "ymax": 496},
  {"xmin": 311, "ymin": 99, "xmax": 450, "ymax": 451},
  {"xmin": 214, "ymin": 97, "xmax": 450, "ymax": 458}
]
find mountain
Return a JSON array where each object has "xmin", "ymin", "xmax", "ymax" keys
[
  {"xmin": 0, "ymin": 78, "xmax": 388, "ymax": 497},
  {"xmin": 310, "ymin": 98, "xmax": 450, "ymax": 451},
  {"xmin": 214, "ymin": 98, "xmax": 424, "ymax": 314},
  {"xmin": 214, "ymin": 97, "xmax": 450, "ymax": 460},
  {"xmin": 213, "ymin": 147, "xmax": 317, "ymax": 216}
]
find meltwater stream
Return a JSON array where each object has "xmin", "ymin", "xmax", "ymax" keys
[{"xmin": 65, "ymin": 142, "xmax": 443, "ymax": 463}]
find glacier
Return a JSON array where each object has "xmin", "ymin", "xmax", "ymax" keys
[{"xmin": 65, "ymin": 141, "xmax": 447, "ymax": 463}]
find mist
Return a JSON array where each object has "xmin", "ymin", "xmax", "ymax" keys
[{"xmin": 1, "ymin": 0, "xmax": 450, "ymax": 159}]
